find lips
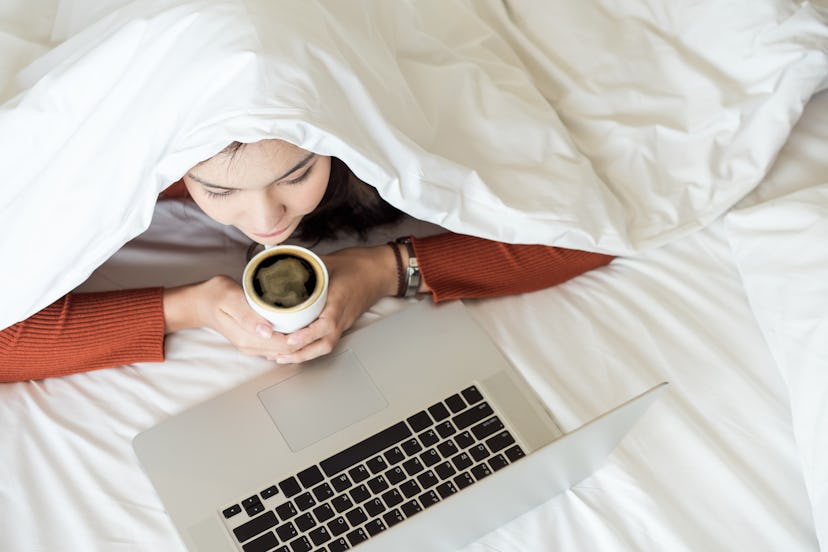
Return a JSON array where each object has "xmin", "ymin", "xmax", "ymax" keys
[{"xmin": 253, "ymin": 227, "xmax": 288, "ymax": 239}]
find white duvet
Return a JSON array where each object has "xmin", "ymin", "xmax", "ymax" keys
[{"xmin": 1, "ymin": 0, "xmax": 827, "ymax": 331}]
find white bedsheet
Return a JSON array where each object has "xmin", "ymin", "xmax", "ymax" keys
[
  {"xmin": 0, "ymin": 197, "xmax": 817, "ymax": 552},
  {"xmin": 2, "ymin": 2, "xmax": 828, "ymax": 551},
  {"xmin": 3, "ymin": 91, "xmax": 828, "ymax": 549}
]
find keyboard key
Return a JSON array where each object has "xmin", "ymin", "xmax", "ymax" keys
[
  {"xmin": 332, "ymin": 495, "xmax": 353, "ymax": 513},
  {"xmin": 313, "ymin": 502, "xmax": 334, "ymax": 522},
  {"xmin": 453, "ymin": 402, "xmax": 494, "ymax": 430},
  {"xmin": 469, "ymin": 444, "xmax": 490, "ymax": 462},
  {"xmin": 401, "ymin": 438, "xmax": 423, "ymax": 456},
  {"xmin": 419, "ymin": 490, "xmax": 440, "ymax": 508},
  {"xmin": 278, "ymin": 477, "xmax": 302, "ymax": 498},
  {"xmin": 364, "ymin": 497, "xmax": 386, "ymax": 517},
  {"xmin": 461, "ymin": 386, "xmax": 484, "ymax": 405},
  {"xmin": 471, "ymin": 416, "xmax": 504, "ymax": 440},
  {"xmin": 348, "ymin": 465, "xmax": 370, "ymax": 483},
  {"xmin": 366, "ymin": 455, "xmax": 388, "ymax": 474},
  {"xmin": 455, "ymin": 431, "xmax": 475, "ymax": 449},
  {"xmin": 407, "ymin": 411, "xmax": 432, "ymax": 432},
  {"xmin": 312, "ymin": 482, "xmax": 334, "ymax": 502},
  {"xmin": 384, "ymin": 447, "xmax": 405, "ymax": 465},
  {"xmin": 504, "ymin": 444, "xmax": 526, "ymax": 462},
  {"xmin": 297, "ymin": 465, "xmax": 324, "ymax": 488},
  {"xmin": 451, "ymin": 452, "xmax": 473, "ymax": 471},
  {"xmin": 308, "ymin": 526, "xmax": 332, "ymax": 546},
  {"xmin": 349, "ymin": 484, "xmax": 371, "ymax": 504},
  {"xmin": 275, "ymin": 521, "xmax": 298, "ymax": 542},
  {"xmin": 471, "ymin": 463, "xmax": 492, "ymax": 481},
  {"xmin": 328, "ymin": 537, "xmax": 350, "ymax": 552},
  {"xmin": 242, "ymin": 495, "xmax": 264, "ymax": 516},
  {"xmin": 385, "ymin": 465, "xmax": 406, "ymax": 485},
  {"xmin": 346, "ymin": 528, "xmax": 368, "ymax": 546},
  {"xmin": 345, "ymin": 506, "xmax": 367, "ymax": 526},
  {"xmin": 383, "ymin": 508, "xmax": 405, "ymax": 528},
  {"xmin": 417, "ymin": 470, "xmax": 439, "ymax": 490},
  {"xmin": 436, "ymin": 440, "xmax": 459, "ymax": 458},
  {"xmin": 402, "ymin": 457, "xmax": 424, "ymax": 476},
  {"xmin": 420, "ymin": 448, "xmax": 440, "ymax": 467},
  {"xmin": 436, "ymin": 481, "xmax": 458, "ymax": 499},
  {"xmin": 275, "ymin": 501, "xmax": 297, "ymax": 521},
  {"xmin": 260, "ymin": 486, "xmax": 279, "ymax": 500},
  {"xmin": 381, "ymin": 488, "xmax": 403, "ymax": 508},
  {"xmin": 489, "ymin": 454, "xmax": 509, "ymax": 472},
  {"xmin": 233, "ymin": 510, "xmax": 278, "ymax": 543},
  {"xmin": 435, "ymin": 420, "xmax": 456, "ymax": 438},
  {"xmin": 400, "ymin": 499, "xmax": 422, "ymax": 518},
  {"xmin": 222, "ymin": 504, "xmax": 241, "ymax": 519},
  {"xmin": 486, "ymin": 430, "xmax": 516, "ymax": 453},
  {"xmin": 294, "ymin": 492, "xmax": 316, "ymax": 511},
  {"xmin": 365, "ymin": 518, "xmax": 387, "ymax": 536},
  {"xmin": 241, "ymin": 531, "xmax": 278, "ymax": 552},
  {"xmin": 288, "ymin": 535, "xmax": 312, "ymax": 552},
  {"xmin": 331, "ymin": 473, "xmax": 352, "ymax": 492},
  {"xmin": 367, "ymin": 474, "xmax": 389, "ymax": 494},
  {"xmin": 445, "ymin": 393, "xmax": 466, "ymax": 413},
  {"xmin": 434, "ymin": 461, "xmax": 456, "ymax": 480},
  {"xmin": 418, "ymin": 429, "xmax": 439, "ymax": 448},
  {"xmin": 454, "ymin": 472, "xmax": 475, "ymax": 490},
  {"xmin": 294, "ymin": 512, "xmax": 316, "ymax": 532},
  {"xmin": 327, "ymin": 517, "xmax": 349, "ymax": 536},
  {"xmin": 320, "ymin": 421, "xmax": 412, "ymax": 477},
  {"xmin": 399, "ymin": 480, "xmax": 421, "ymax": 499},
  {"xmin": 428, "ymin": 402, "xmax": 450, "ymax": 421}
]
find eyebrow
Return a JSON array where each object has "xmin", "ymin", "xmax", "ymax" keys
[{"xmin": 187, "ymin": 152, "xmax": 316, "ymax": 190}]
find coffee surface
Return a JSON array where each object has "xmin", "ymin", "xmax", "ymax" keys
[{"xmin": 255, "ymin": 257, "xmax": 311, "ymax": 308}]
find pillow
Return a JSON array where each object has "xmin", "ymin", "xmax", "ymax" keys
[
  {"xmin": 725, "ymin": 183, "xmax": 828, "ymax": 548},
  {"xmin": 1, "ymin": 0, "xmax": 826, "ymax": 329}
]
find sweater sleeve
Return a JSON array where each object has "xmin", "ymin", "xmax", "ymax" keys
[
  {"xmin": 0, "ymin": 288, "xmax": 166, "ymax": 383},
  {"xmin": 411, "ymin": 233, "xmax": 614, "ymax": 303}
]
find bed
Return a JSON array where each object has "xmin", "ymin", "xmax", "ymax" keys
[{"xmin": 1, "ymin": 1, "xmax": 827, "ymax": 551}]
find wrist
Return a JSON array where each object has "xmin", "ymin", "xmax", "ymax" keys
[{"xmin": 162, "ymin": 282, "xmax": 205, "ymax": 333}]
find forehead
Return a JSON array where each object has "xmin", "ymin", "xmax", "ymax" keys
[{"xmin": 190, "ymin": 139, "xmax": 310, "ymax": 189}]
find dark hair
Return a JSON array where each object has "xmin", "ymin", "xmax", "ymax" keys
[{"xmin": 222, "ymin": 142, "xmax": 404, "ymax": 244}]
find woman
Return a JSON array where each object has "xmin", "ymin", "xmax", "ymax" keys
[{"xmin": 0, "ymin": 139, "xmax": 613, "ymax": 382}]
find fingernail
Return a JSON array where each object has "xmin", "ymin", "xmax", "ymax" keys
[
  {"xmin": 256, "ymin": 324, "xmax": 273, "ymax": 338},
  {"xmin": 275, "ymin": 357, "xmax": 291, "ymax": 364},
  {"xmin": 286, "ymin": 335, "xmax": 301, "ymax": 347}
]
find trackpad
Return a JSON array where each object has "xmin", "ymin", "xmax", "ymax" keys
[{"xmin": 258, "ymin": 350, "xmax": 388, "ymax": 452}]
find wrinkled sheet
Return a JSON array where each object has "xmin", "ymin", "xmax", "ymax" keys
[
  {"xmin": 1, "ymin": 0, "xmax": 827, "ymax": 329},
  {"xmin": 724, "ymin": 89, "xmax": 828, "ymax": 547},
  {"xmin": 0, "ymin": 194, "xmax": 818, "ymax": 552},
  {"xmin": 2, "ymin": 2, "xmax": 828, "ymax": 551},
  {"xmin": 4, "ymin": 85, "xmax": 828, "ymax": 547}
]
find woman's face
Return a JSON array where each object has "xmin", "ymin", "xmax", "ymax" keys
[{"xmin": 183, "ymin": 139, "xmax": 331, "ymax": 246}]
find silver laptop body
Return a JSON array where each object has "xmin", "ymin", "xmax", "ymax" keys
[{"xmin": 134, "ymin": 301, "xmax": 666, "ymax": 552}]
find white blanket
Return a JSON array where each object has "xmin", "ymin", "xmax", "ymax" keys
[{"xmin": 1, "ymin": 0, "xmax": 827, "ymax": 330}]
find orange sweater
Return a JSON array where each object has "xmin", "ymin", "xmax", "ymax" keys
[{"xmin": 0, "ymin": 234, "xmax": 612, "ymax": 382}]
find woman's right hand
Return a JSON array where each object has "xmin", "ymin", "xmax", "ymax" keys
[{"xmin": 162, "ymin": 275, "xmax": 293, "ymax": 359}]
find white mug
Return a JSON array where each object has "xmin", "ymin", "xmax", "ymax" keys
[{"xmin": 242, "ymin": 245, "xmax": 329, "ymax": 333}]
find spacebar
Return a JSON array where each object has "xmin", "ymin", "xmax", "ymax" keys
[{"xmin": 320, "ymin": 421, "xmax": 412, "ymax": 477}]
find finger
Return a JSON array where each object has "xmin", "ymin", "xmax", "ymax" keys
[
  {"xmin": 274, "ymin": 335, "xmax": 337, "ymax": 365},
  {"xmin": 285, "ymin": 316, "xmax": 337, "ymax": 350}
]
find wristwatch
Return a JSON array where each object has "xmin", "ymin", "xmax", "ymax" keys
[{"xmin": 395, "ymin": 237, "xmax": 421, "ymax": 298}]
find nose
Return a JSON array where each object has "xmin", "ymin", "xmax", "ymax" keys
[{"xmin": 248, "ymin": 191, "xmax": 286, "ymax": 234}]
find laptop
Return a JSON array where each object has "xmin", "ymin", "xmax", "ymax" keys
[{"xmin": 134, "ymin": 300, "xmax": 667, "ymax": 552}]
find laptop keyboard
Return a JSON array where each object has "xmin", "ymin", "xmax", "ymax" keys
[{"xmin": 220, "ymin": 385, "xmax": 525, "ymax": 552}]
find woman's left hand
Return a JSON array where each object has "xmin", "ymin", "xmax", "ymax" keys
[{"xmin": 270, "ymin": 245, "xmax": 399, "ymax": 364}]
